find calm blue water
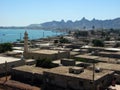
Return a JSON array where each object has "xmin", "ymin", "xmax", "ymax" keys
[{"xmin": 0, "ymin": 29, "xmax": 63, "ymax": 43}]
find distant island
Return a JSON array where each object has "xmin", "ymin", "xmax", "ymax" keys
[{"xmin": 1, "ymin": 17, "xmax": 120, "ymax": 30}]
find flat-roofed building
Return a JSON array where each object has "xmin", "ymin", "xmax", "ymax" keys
[
  {"xmin": 24, "ymin": 49, "xmax": 70, "ymax": 60},
  {"xmin": 75, "ymin": 54, "xmax": 99, "ymax": 63},
  {"xmin": 96, "ymin": 51, "xmax": 120, "ymax": 58},
  {"xmin": 88, "ymin": 62, "xmax": 120, "ymax": 72},
  {"xmin": 52, "ymin": 59, "xmax": 90, "ymax": 68},
  {"xmin": 23, "ymin": 31, "xmax": 70, "ymax": 60},
  {"xmin": 25, "ymin": 59, "xmax": 36, "ymax": 65},
  {"xmin": 11, "ymin": 65, "xmax": 49, "ymax": 86},
  {"xmin": 0, "ymin": 56, "xmax": 25, "ymax": 74},
  {"xmin": 43, "ymin": 66, "xmax": 114, "ymax": 90},
  {"xmin": 60, "ymin": 58, "xmax": 75, "ymax": 66},
  {"xmin": 88, "ymin": 62, "xmax": 120, "ymax": 84},
  {"xmin": 75, "ymin": 54, "xmax": 120, "ymax": 63},
  {"xmin": 108, "ymin": 84, "xmax": 120, "ymax": 90}
]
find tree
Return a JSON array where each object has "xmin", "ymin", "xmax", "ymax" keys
[
  {"xmin": 36, "ymin": 58, "xmax": 53, "ymax": 68},
  {"xmin": 0, "ymin": 43, "xmax": 12, "ymax": 53},
  {"xmin": 74, "ymin": 31, "xmax": 88, "ymax": 38},
  {"xmin": 92, "ymin": 39, "xmax": 104, "ymax": 47},
  {"xmin": 59, "ymin": 36, "xmax": 69, "ymax": 43}
]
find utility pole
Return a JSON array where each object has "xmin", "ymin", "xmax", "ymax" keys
[
  {"xmin": 5, "ymin": 61, "xmax": 8, "ymax": 81},
  {"xmin": 93, "ymin": 61, "xmax": 95, "ymax": 90}
]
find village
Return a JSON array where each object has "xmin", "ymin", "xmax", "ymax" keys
[{"xmin": 0, "ymin": 29, "xmax": 120, "ymax": 90}]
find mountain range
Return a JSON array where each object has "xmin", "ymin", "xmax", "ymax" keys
[
  {"xmin": 1, "ymin": 17, "xmax": 120, "ymax": 30},
  {"xmin": 27, "ymin": 17, "xmax": 120, "ymax": 30}
]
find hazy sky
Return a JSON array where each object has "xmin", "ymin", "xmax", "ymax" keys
[{"xmin": 0, "ymin": 0, "xmax": 120, "ymax": 26}]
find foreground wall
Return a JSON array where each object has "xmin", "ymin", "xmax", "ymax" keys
[{"xmin": 0, "ymin": 60, "xmax": 25, "ymax": 75}]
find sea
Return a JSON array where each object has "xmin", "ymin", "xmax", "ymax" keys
[{"xmin": 0, "ymin": 29, "xmax": 64, "ymax": 43}]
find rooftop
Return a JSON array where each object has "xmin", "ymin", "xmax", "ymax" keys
[
  {"xmin": 31, "ymin": 49, "xmax": 65, "ymax": 54},
  {"xmin": 75, "ymin": 54, "xmax": 99, "ymax": 60},
  {"xmin": 0, "ymin": 56, "xmax": 21, "ymax": 64},
  {"xmin": 44, "ymin": 66, "xmax": 113, "ymax": 80},
  {"xmin": 104, "ymin": 48, "xmax": 120, "ymax": 52},
  {"xmin": 98, "ymin": 51, "xmax": 120, "ymax": 55},
  {"xmin": 108, "ymin": 84, "xmax": 120, "ymax": 90},
  {"xmin": 13, "ymin": 65, "xmax": 48, "ymax": 75},
  {"xmin": 70, "ymin": 51, "xmax": 80, "ymax": 56},
  {"xmin": 90, "ymin": 62, "xmax": 120, "ymax": 71},
  {"xmin": 75, "ymin": 54, "xmax": 120, "ymax": 63},
  {"xmin": 25, "ymin": 59, "xmax": 35, "ymax": 62},
  {"xmin": 52, "ymin": 59, "xmax": 82, "ymax": 65}
]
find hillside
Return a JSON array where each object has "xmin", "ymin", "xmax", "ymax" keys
[{"xmin": 28, "ymin": 17, "xmax": 120, "ymax": 30}]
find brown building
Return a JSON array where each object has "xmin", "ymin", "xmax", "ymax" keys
[
  {"xmin": 43, "ymin": 66, "xmax": 114, "ymax": 90},
  {"xmin": 24, "ymin": 49, "xmax": 70, "ymax": 60},
  {"xmin": 23, "ymin": 31, "xmax": 70, "ymax": 60},
  {"xmin": 11, "ymin": 65, "xmax": 48, "ymax": 86},
  {"xmin": 88, "ymin": 62, "xmax": 120, "ymax": 84}
]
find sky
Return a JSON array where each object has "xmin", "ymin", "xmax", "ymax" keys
[{"xmin": 0, "ymin": 0, "xmax": 120, "ymax": 26}]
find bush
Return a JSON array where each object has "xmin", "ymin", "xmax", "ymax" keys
[
  {"xmin": 36, "ymin": 58, "xmax": 58, "ymax": 68},
  {"xmin": 59, "ymin": 36, "xmax": 69, "ymax": 43},
  {"xmin": 92, "ymin": 39, "xmax": 104, "ymax": 47},
  {"xmin": 75, "ymin": 58, "xmax": 88, "ymax": 62},
  {"xmin": 0, "ymin": 43, "xmax": 12, "ymax": 53}
]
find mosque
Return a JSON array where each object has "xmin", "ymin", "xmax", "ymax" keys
[{"xmin": 23, "ymin": 31, "xmax": 70, "ymax": 60}]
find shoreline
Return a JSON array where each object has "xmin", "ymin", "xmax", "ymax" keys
[{"xmin": 0, "ymin": 29, "xmax": 66, "ymax": 43}]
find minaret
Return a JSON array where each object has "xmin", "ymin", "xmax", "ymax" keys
[{"xmin": 24, "ymin": 31, "xmax": 29, "ymax": 53}]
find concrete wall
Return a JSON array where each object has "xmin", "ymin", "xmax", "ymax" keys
[
  {"xmin": 0, "ymin": 60, "xmax": 25, "ymax": 74},
  {"xmin": 43, "ymin": 71, "xmax": 113, "ymax": 90},
  {"xmin": 11, "ymin": 69, "xmax": 43, "ymax": 86}
]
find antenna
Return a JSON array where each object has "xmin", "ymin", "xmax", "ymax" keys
[{"xmin": 5, "ymin": 61, "xmax": 8, "ymax": 81}]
